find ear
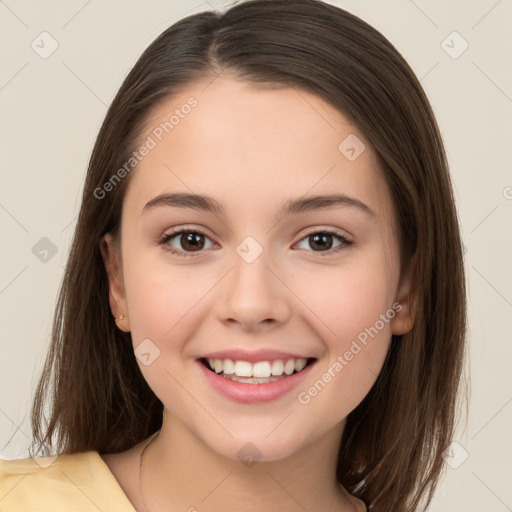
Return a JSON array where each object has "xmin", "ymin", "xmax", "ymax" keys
[
  {"xmin": 390, "ymin": 264, "xmax": 417, "ymax": 336},
  {"xmin": 99, "ymin": 233, "xmax": 130, "ymax": 332}
]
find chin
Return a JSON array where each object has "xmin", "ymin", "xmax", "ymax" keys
[{"xmin": 197, "ymin": 423, "xmax": 315, "ymax": 465}]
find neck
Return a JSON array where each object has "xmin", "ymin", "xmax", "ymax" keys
[{"xmin": 138, "ymin": 411, "xmax": 356, "ymax": 512}]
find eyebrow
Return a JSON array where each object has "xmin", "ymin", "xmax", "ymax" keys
[{"xmin": 142, "ymin": 192, "xmax": 376, "ymax": 218}]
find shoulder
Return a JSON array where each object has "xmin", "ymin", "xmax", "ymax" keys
[{"xmin": 0, "ymin": 451, "xmax": 136, "ymax": 511}]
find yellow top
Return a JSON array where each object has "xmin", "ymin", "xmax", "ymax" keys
[
  {"xmin": 0, "ymin": 451, "xmax": 136, "ymax": 511},
  {"xmin": 1, "ymin": 449, "xmax": 368, "ymax": 511}
]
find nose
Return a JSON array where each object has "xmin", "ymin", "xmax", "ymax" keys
[{"xmin": 215, "ymin": 247, "xmax": 292, "ymax": 332}]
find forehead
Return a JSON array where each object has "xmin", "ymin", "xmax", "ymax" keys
[{"xmin": 124, "ymin": 76, "xmax": 391, "ymax": 224}]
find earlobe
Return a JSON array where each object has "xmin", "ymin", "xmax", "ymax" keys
[
  {"xmin": 391, "ymin": 295, "xmax": 415, "ymax": 335},
  {"xmin": 390, "ymin": 268, "xmax": 417, "ymax": 336},
  {"xmin": 99, "ymin": 233, "xmax": 131, "ymax": 332}
]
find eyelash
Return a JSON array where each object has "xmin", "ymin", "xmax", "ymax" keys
[{"xmin": 158, "ymin": 227, "xmax": 354, "ymax": 258}]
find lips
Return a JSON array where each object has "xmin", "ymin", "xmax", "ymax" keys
[{"xmin": 196, "ymin": 350, "xmax": 317, "ymax": 403}]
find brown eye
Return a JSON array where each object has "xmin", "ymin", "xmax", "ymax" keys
[
  {"xmin": 309, "ymin": 233, "xmax": 335, "ymax": 251},
  {"xmin": 179, "ymin": 232, "xmax": 205, "ymax": 251},
  {"xmin": 295, "ymin": 230, "xmax": 353, "ymax": 256},
  {"xmin": 160, "ymin": 229, "xmax": 216, "ymax": 257}
]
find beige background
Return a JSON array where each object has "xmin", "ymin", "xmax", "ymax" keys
[{"xmin": 1, "ymin": 0, "xmax": 511, "ymax": 510}]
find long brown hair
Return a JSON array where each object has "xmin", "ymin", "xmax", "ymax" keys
[{"xmin": 28, "ymin": 1, "xmax": 468, "ymax": 510}]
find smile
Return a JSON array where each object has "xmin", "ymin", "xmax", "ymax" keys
[{"xmin": 198, "ymin": 356, "xmax": 317, "ymax": 403}]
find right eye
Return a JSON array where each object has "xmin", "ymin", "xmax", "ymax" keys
[{"xmin": 159, "ymin": 229, "xmax": 218, "ymax": 257}]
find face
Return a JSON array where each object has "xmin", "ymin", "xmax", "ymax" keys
[{"xmin": 101, "ymin": 75, "xmax": 414, "ymax": 462}]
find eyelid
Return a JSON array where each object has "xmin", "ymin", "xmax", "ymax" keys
[
  {"xmin": 297, "ymin": 225, "xmax": 353, "ymax": 242},
  {"xmin": 160, "ymin": 224, "xmax": 217, "ymax": 240}
]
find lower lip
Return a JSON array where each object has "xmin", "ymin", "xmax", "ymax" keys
[{"xmin": 197, "ymin": 360, "xmax": 315, "ymax": 404}]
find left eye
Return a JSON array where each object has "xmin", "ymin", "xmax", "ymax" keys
[
  {"xmin": 159, "ymin": 229, "xmax": 353, "ymax": 257},
  {"xmin": 295, "ymin": 230, "xmax": 352, "ymax": 255}
]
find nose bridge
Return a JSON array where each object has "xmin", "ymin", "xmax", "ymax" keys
[{"xmin": 217, "ymin": 235, "xmax": 291, "ymax": 328}]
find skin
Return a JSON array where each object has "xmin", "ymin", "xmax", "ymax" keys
[{"xmin": 100, "ymin": 75, "xmax": 415, "ymax": 512}]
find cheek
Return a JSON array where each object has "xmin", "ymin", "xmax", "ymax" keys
[
  {"xmin": 294, "ymin": 257, "xmax": 395, "ymax": 347},
  {"xmin": 123, "ymin": 250, "xmax": 201, "ymax": 343},
  {"xmin": 121, "ymin": 253, "xmax": 202, "ymax": 407},
  {"xmin": 292, "ymin": 256, "xmax": 395, "ymax": 407}
]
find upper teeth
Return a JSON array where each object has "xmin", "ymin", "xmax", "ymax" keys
[{"xmin": 207, "ymin": 358, "xmax": 307, "ymax": 378}]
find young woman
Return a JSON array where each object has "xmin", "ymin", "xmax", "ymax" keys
[{"xmin": 0, "ymin": 1, "xmax": 467, "ymax": 511}]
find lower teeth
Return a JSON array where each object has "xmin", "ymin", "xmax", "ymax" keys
[{"xmin": 220, "ymin": 373, "xmax": 292, "ymax": 384}]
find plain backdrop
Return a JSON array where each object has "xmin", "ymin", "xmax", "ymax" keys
[{"xmin": 1, "ymin": 1, "xmax": 511, "ymax": 510}]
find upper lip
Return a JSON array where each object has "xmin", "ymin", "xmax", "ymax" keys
[{"xmin": 198, "ymin": 349, "xmax": 315, "ymax": 363}]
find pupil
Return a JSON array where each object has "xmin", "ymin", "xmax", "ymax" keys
[
  {"xmin": 182, "ymin": 233, "xmax": 204, "ymax": 251},
  {"xmin": 311, "ymin": 233, "xmax": 332, "ymax": 251}
]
